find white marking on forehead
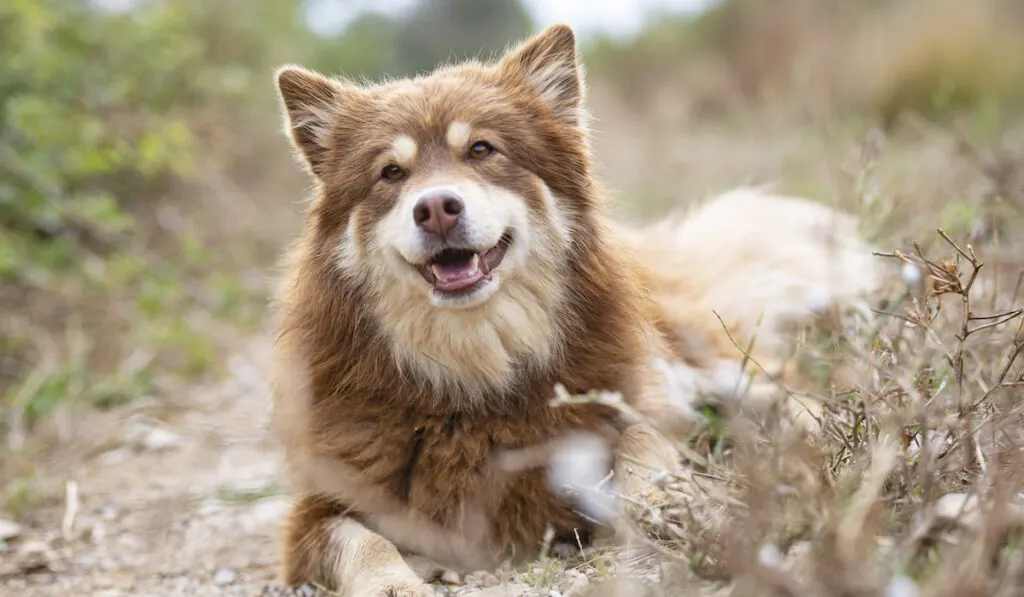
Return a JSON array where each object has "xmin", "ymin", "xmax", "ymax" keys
[
  {"xmin": 392, "ymin": 135, "xmax": 418, "ymax": 165},
  {"xmin": 446, "ymin": 121, "xmax": 471, "ymax": 150}
]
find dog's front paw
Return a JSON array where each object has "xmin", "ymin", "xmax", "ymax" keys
[
  {"xmin": 358, "ymin": 580, "xmax": 435, "ymax": 597},
  {"xmin": 349, "ymin": 573, "xmax": 436, "ymax": 597}
]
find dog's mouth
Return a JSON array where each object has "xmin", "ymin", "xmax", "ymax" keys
[{"xmin": 416, "ymin": 231, "xmax": 513, "ymax": 295}]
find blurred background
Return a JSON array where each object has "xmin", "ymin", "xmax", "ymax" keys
[{"xmin": 2, "ymin": 0, "xmax": 1024, "ymax": 510}]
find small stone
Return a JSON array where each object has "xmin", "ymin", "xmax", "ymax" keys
[
  {"xmin": 440, "ymin": 569, "xmax": 461, "ymax": 585},
  {"xmin": 241, "ymin": 497, "xmax": 291, "ymax": 532},
  {"xmin": 19, "ymin": 540, "xmax": 48, "ymax": 556},
  {"xmin": 0, "ymin": 518, "xmax": 22, "ymax": 541},
  {"xmin": 89, "ymin": 523, "xmax": 107, "ymax": 545},
  {"xmin": 125, "ymin": 415, "xmax": 183, "ymax": 452},
  {"xmin": 480, "ymin": 573, "xmax": 500, "ymax": 587},
  {"xmin": 74, "ymin": 555, "xmax": 99, "ymax": 567},
  {"xmin": 213, "ymin": 568, "xmax": 238, "ymax": 586},
  {"xmin": 98, "ymin": 448, "xmax": 131, "ymax": 465},
  {"xmin": 886, "ymin": 574, "xmax": 919, "ymax": 597},
  {"xmin": 475, "ymin": 585, "xmax": 532, "ymax": 597},
  {"xmin": 552, "ymin": 542, "xmax": 577, "ymax": 558},
  {"xmin": 140, "ymin": 427, "xmax": 183, "ymax": 451},
  {"xmin": 565, "ymin": 571, "xmax": 590, "ymax": 597}
]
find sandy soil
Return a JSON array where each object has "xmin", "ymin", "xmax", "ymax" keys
[
  {"xmin": 1, "ymin": 338, "xmax": 299, "ymax": 597},
  {"xmin": 1, "ymin": 336, "xmax": 643, "ymax": 597}
]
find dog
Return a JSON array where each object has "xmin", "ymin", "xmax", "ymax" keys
[{"xmin": 268, "ymin": 23, "xmax": 883, "ymax": 596}]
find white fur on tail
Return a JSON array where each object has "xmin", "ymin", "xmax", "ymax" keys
[{"xmin": 642, "ymin": 187, "xmax": 882, "ymax": 355}]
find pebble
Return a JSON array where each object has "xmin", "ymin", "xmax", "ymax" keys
[
  {"xmin": 125, "ymin": 415, "xmax": 183, "ymax": 452},
  {"xmin": 240, "ymin": 497, "xmax": 291, "ymax": 532},
  {"xmin": 886, "ymin": 574, "xmax": 919, "ymax": 597},
  {"xmin": 74, "ymin": 555, "xmax": 99, "ymax": 567},
  {"xmin": 440, "ymin": 569, "xmax": 461, "ymax": 585},
  {"xmin": 20, "ymin": 539, "xmax": 48, "ymax": 555},
  {"xmin": 0, "ymin": 518, "xmax": 22, "ymax": 541},
  {"xmin": 213, "ymin": 568, "xmax": 238, "ymax": 586},
  {"xmin": 564, "ymin": 571, "xmax": 590, "ymax": 597},
  {"xmin": 98, "ymin": 448, "xmax": 131, "ymax": 465},
  {"xmin": 139, "ymin": 427, "xmax": 183, "ymax": 451},
  {"xmin": 474, "ymin": 584, "xmax": 532, "ymax": 597}
]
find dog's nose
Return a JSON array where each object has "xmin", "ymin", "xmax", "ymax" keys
[{"xmin": 413, "ymin": 191, "xmax": 464, "ymax": 238}]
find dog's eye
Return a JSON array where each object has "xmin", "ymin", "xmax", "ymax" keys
[
  {"xmin": 467, "ymin": 141, "xmax": 493, "ymax": 161},
  {"xmin": 381, "ymin": 165, "xmax": 405, "ymax": 181}
]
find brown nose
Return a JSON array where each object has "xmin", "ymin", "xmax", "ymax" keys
[{"xmin": 413, "ymin": 192, "xmax": 464, "ymax": 238}]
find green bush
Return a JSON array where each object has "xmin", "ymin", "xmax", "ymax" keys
[
  {"xmin": 0, "ymin": 0, "xmax": 311, "ymax": 284},
  {"xmin": 0, "ymin": 0, "xmax": 314, "ymax": 438}
]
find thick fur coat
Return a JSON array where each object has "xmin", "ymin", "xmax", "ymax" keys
[{"xmin": 268, "ymin": 24, "xmax": 883, "ymax": 597}]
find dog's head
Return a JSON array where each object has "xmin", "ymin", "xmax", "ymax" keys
[{"xmin": 275, "ymin": 25, "xmax": 595, "ymax": 399}]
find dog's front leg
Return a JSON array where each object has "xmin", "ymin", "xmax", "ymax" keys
[
  {"xmin": 281, "ymin": 493, "xmax": 433, "ymax": 597},
  {"xmin": 612, "ymin": 423, "xmax": 685, "ymax": 533}
]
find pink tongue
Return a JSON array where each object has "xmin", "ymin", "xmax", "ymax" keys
[{"xmin": 434, "ymin": 260, "xmax": 475, "ymax": 281}]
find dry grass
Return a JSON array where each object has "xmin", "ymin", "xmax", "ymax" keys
[
  {"xmin": 521, "ymin": 13, "xmax": 1024, "ymax": 584},
  {"xmin": 588, "ymin": 0, "xmax": 1024, "ymax": 127},
  {"xmin": 527, "ymin": 233, "xmax": 1024, "ymax": 596},
  {"xmin": 527, "ymin": 102, "xmax": 1024, "ymax": 595}
]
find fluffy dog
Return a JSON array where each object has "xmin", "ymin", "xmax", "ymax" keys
[{"xmin": 268, "ymin": 24, "xmax": 882, "ymax": 596}]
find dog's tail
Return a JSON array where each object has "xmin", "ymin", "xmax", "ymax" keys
[
  {"xmin": 622, "ymin": 186, "xmax": 887, "ymax": 421},
  {"xmin": 643, "ymin": 187, "xmax": 883, "ymax": 354}
]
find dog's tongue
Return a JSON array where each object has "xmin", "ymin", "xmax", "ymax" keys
[
  {"xmin": 431, "ymin": 253, "xmax": 483, "ymax": 291},
  {"xmin": 433, "ymin": 259, "xmax": 475, "ymax": 281}
]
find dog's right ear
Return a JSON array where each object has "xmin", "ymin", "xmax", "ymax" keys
[
  {"xmin": 499, "ymin": 24, "xmax": 585, "ymax": 129},
  {"xmin": 275, "ymin": 65, "xmax": 356, "ymax": 177}
]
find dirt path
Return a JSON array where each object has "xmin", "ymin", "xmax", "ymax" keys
[
  {"xmin": 2, "ymin": 337, "xmax": 299, "ymax": 596},
  {"xmin": 1, "ymin": 337, "xmax": 595, "ymax": 597}
]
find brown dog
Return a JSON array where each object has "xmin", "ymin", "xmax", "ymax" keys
[{"xmin": 269, "ymin": 24, "xmax": 882, "ymax": 596}]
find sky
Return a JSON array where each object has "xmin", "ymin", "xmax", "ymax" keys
[{"xmin": 305, "ymin": 0, "xmax": 717, "ymax": 40}]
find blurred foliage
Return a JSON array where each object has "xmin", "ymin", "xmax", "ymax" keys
[
  {"xmin": 0, "ymin": 0, "xmax": 311, "ymax": 284},
  {"xmin": 585, "ymin": 0, "xmax": 1024, "ymax": 125},
  {"xmin": 308, "ymin": 0, "xmax": 533, "ymax": 80},
  {"xmin": 0, "ymin": 0, "xmax": 314, "ymax": 437}
]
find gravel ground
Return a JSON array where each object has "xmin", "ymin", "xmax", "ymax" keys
[{"xmin": 0, "ymin": 339, "xmax": 654, "ymax": 597}]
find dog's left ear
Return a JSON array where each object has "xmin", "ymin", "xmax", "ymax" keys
[
  {"xmin": 500, "ymin": 24, "xmax": 586, "ymax": 128},
  {"xmin": 275, "ymin": 65, "xmax": 364, "ymax": 179}
]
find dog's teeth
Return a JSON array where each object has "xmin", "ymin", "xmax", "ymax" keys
[{"xmin": 430, "ymin": 254, "xmax": 481, "ymax": 282}]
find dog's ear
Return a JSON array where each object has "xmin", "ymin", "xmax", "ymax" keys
[
  {"xmin": 275, "ymin": 65, "xmax": 359, "ymax": 177},
  {"xmin": 500, "ymin": 24, "xmax": 586, "ymax": 128}
]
